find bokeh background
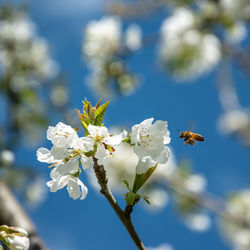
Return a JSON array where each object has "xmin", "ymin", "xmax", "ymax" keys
[{"xmin": 1, "ymin": 0, "xmax": 250, "ymax": 249}]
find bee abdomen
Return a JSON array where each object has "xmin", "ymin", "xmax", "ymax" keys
[{"xmin": 194, "ymin": 134, "xmax": 205, "ymax": 141}]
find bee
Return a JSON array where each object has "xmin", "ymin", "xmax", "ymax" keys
[{"xmin": 180, "ymin": 131, "xmax": 205, "ymax": 145}]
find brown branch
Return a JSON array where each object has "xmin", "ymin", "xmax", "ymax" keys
[
  {"xmin": 93, "ymin": 158, "xmax": 145, "ymax": 250},
  {"xmin": 165, "ymin": 176, "xmax": 250, "ymax": 229},
  {"xmin": 0, "ymin": 180, "xmax": 47, "ymax": 250}
]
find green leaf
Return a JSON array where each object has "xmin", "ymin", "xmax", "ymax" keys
[
  {"xmin": 143, "ymin": 196, "xmax": 150, "ymax": 205},
  {"xmin": 122, "ymin": 178, "xmax": 131, "ymax": 190},
  {"xmin": 95, "ymin": 98, "xmax": 102, "ymax": 109},
  {"xmin": 94, "ymin": 100, "xmax": 110, "ymax": 126},
  {"xmin": 132, "ymin": 165, "xmax": 157, "ymax": 193},
  {"xmin": 80, "ymin": 120, "xmax": 90, "ymax": 136}
]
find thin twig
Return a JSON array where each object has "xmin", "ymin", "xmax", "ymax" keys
[{"xmin": 93, "ymin": 158, "xmax": 145, "ymax": 250}]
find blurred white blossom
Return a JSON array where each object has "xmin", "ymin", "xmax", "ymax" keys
[
  {"xmin": 218, "ymin": 109, "xmax": 250, "ymax": 145},
  {"xmin": 147, "ymin": 243, "xmax": 174, "ymax": 250},
  {"xmin": 0, "ymin": 13, "xmax": 59, "ymax": 87},
  {"xmin": 83, "ymin": 16, "xmax": 121, "ymax": 60},
  {"xmin": 125, "ymin": 24, "xmax": 142, "ymax": 51},
  {"xmin": 225, "ymin": 22, "xmax": 247, "ymax": 44},
  {"xmin": 184, "ymin": 213, "xmax": 211, "ymax": 232},
  {"xmin": 25, "ymin": 178, "xmax": 47, "ymax": 207},
  {"xmin": 183, "ymin": 174, "xmax": 207, "ymax": 194},
  {"xmin": 0, "ymin": 150, "xmax": 15, "ymax": 165},
  {"xmin": 220, "ymin": 0, "xmax": 250, "ymax": 20},
  {"xmin": 220, "ymin": 189, "xmax": 250, "ymax": 250},
  {"xmin": 83, "ymin": 16, "xmax": 139, "ymax": 96},
  {"xmin": 159, "ymin": 7, "xmax": 221, "ymax": 81},
  {"xmin": 218, "ymin": 110, "xmax": 250, "ymax": 135}
]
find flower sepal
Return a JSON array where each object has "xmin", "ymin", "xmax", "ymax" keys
[
  {"xmin": 132, "ymin": 165, "xmax": 157, "ymax": 193},
  {"xmin": 124, "ymin": 191, "xmax": 141, "ymax": 206}
]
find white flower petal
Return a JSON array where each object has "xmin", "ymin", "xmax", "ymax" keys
[
  {"xmin": 7, "ymin": 235, "xmax": 30, "ymax": 250},
  {"xmin": 77, "ymin": 178, "xmax": 88, "ymax": 200},
  {"xmin": 55, "ymin": 158, "xmax": 79, "ymax": 176},
  {"xmin": 104, "ymin": 130, "xmax": 128, "ymax": 145},
  {"xmin": 134, "ymin": 144, "xmax": 147, "ymax": 159},
  {"xmin": 81, "ymin": 155, "xmax": 93, "ymax": 170},
  {"xmin": 36, "ymin": 147, "xmax": 54, "ymax": 163},
  {"xmin": 141, "ymin": 118, "xmax": 154, "ymax": 128},
  {"xmin": 47, "ymin": 175, "xmax": 69, "ymax": 192},
  {"xmin": 95, "ymin": 144, "xmax": 109, "ymax": 165},
  {"xmin": 47, "ymin": 126, "xmax": 55, "ymax": 141},
  {"xmin": 130, "ymin": 124, "xmax": 140, "ymax": 144},
  {"xmin": 67, "ymin": 177, "xmax": 88, "ymax": 200},
  {"xmin": 50, "ymin": 146, "xmax": 70, "ymax": 161},
  {"xmin": 154, "ymin": 147, "xmax": 170, "ymax": 164},
  {"xmin": 73, "ymin": 137, "xmax": 94, "ymax": 152},
  {"xmin": 136, "ymin": 156, "xmax": 157, "ymax": 174},
  {"xmin": 67, "ymin": 177, "xmax": 82, "ymax": 200}
]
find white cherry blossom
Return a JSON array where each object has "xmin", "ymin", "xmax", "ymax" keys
[
  {"xmin": 47, "ymin": 122, "xmax": 78, "ymax": 148},
  {"xmin": 130, "ymin": 118, "xmax": 170, "ymax": 174},
  {"xmin": 37, "ymin": 123, "xmax": 94, "ymax": 200},
  {"xmin": 47, "ymin": 159, "xmax": 88, "ymax": 200},
  {"xmin": 47, "ymin": 174, "xmax": 88, "ymax": 200},
  {"xmin": 0, "ymin": 226, "xmax": 29, "ymax": 250},
  {"xmin": 87, "ymin": 124, "xmax": 127, "ymax": 165}
]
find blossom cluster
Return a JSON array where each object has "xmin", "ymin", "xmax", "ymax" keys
[
  {"xmin": 220, "ymin": 189, "xmax": 250, "ymax": 250},
  {"xmin": 159, "ymin": 7, "xmax": 221, "ymax": 81},
  {"xmin": 82, "ymin": 16, "xmax": 142, "ymax": 96},
  {"xmin": 218, "ymin": 109, "xmax": 250, "ymax": 146},
  {"xmin": 37, "ymin": 118, "xmax": 170, "ymax": 200},
  {"xmin": 0, "ymin": 6, "xmax": 63, "ymax": 144},
  {"xmin": 0, "ymin": 9, "xmax": 58, "ymax": 91}
]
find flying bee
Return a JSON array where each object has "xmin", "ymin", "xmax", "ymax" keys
[{"xmin": 180, "ymin": 131, "xmax": 205, "ymax": 145}]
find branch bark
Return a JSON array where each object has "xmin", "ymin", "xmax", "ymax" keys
[
  {"xmin": 0, "ymin": 180, "xmax": 47, "ymax": 250},
  {"xmin": 165, "ymin": 176, "xmax": 250, "ymax": 229},
  {"xmin": 93, "ymin": 158, "xmax": 145, "ymax": 250}
]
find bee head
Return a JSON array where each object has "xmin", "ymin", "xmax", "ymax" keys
[{"xmin": 180, "ymin": 132, "xmax": 185, "ymax": 138}]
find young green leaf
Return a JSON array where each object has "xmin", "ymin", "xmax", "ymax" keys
[
  {"xmin": 143, "ymin": 196, "xmax": 150, "ymax": 205},
  {"xmin": 94, "ymin": 100, "xmax": 110, "ymax": 126},
  {"xmin": 122, "ymin": 178, "xmax": 131, "ymax": 190}
]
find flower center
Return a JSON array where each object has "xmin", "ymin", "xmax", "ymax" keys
[
  {"xmin": 56, "ymin": 132, "xmax": 70, "ymax": 138},
  {"xmin": 96, "ymin": 135, "xmax": 104, "ymax": 142},
  {"xmin": 139, "ymin": 130, "xmax": 152, "ymax": 148}
]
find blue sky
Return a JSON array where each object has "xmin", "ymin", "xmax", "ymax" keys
[{"xmin": 7, "ymin": 0, "xmax": 250, "ymax": 249}]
